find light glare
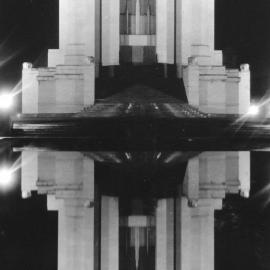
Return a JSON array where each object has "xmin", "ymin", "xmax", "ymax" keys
[
  {"xmin": 0, "ymin": 93, "xmax": 13, "ymax": 110},
  {"xmin": 247, "ymin": 105, "xmax": 259, "ymax": 116},
  {"xmin": 0, "ymin": 168, "xmax": 13, "ymax": 188}
]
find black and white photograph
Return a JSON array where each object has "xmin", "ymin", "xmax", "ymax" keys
[{"xmin": 1, "ymin": 0, "xmax": 270, "ymax": 270}]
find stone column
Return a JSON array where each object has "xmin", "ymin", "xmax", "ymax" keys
[
  {"xmin": 176, "ymin": 151, "xmax": 250, "ymax": 270},
  {"xmin": 179, "ymin": 151, "xmax": 226, "ymax": 270},
  {"xmin": 46, "ymin": 154, "xmax": 96, "ymax": 270},
  {"xmin": 101, "ymin": 196, "xmax": 119, "ymax": 270},
  {"xmin": 21, "ymin": 150, "xmax": 38, "ymax": 198},
  {"xmin": 59, "ymin": 0, "xmax": 100, "ymax": 64},
  {"xmin": 239, "ymin": 64, "xmax": 251, "ymax": 114},
  {"xmin": 176, "ymin": 197, "xmax": 220, "ymax": 270},
  {"xmin": 22, "ymin": 63, "xmax": 39, "ymax": 114},
  {"xmin": 238, "ymin": 151, "xmax": 250, "ymax": 198},
  {"xmin": 21, "ymin": 152, "xmax": 98, "ymax": 270},
  {"xmin": 156, "ymin": 199, "xmax": 174, "ymax": 270},
  {"xmin": 54, "ymin": 200, "xmax": 96, "ymax": 270},
  {"xmin": 49, "ymin": 0, "xmax": 101, "ymax": 75},
  {"xmin": 102, "ymin": 0, "xmax": 120, "ymax": 66},
  {"xmin": 226, "ymin": 152, "xmax": 250, "ymax": 198},
  {"xmin": 176, "ymin": 0, "xmax": 217, "ymax": 74},
  {"xmin": 135, "ymin": 0, "xmax": 140, "ymax": 35},
  {"xmin": 156, "ymin": 0, "xmax": 175, "ymax": 64},
  {"xmin": 33, "ymin": 0, "xmax": 99, "ymax": 113}
]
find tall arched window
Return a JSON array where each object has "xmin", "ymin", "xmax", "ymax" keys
[
  {"xmin": 120, "ymin": 0, "xmax": 157, "ymax": 64},
  {"xmin": 120, "ymin": 0, "xmax": 156, "ymax": 35}
]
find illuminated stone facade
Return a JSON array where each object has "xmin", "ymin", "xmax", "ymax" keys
[{"xmin": 22, "ymin": 0, "xmax": 250, "ymax": 114}]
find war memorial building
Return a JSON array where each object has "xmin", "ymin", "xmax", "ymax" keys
[
  {"xmin": 13, "ymin": 1, "xmax": 254, "ymax": 270},
  {"xmin": 21, "ymin": 0, "xmax": 250, "ymax": 115}
]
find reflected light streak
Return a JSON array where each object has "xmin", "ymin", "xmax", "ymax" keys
[
  {"xmin": 164, "ymin": 152, "xmax": 182, "ymax": 163},
  {"xmin": 261, "ymin": 196, "xmax": 270, "ymax": 210},
  {"xmin": 253, "ymin": 183, "xmax": 270, "ymax": 210},
  {"xmin": 0, "ymin": 28, "xmax": 17, "ymax": 51},
  {"xmin": 0, "ymin": 48, "xmax": 24, "ymax": 69},
  {"xmin": 10, "ymin": 80, "xmax": 22, "ymax": 96},
  {"xmin": 254, "ymin": 183, "xmax": 270, "ymax": 199}
]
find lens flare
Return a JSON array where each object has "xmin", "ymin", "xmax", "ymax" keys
[
  {"xmin": 0, "ymin": 93, "xmax": 13, "ymax": 110},
  {"xmin": 0, "ymin": 167, "xmax": 13, "ymax": 188},
  {"xmin": 247, "ymin": 105, "xmax": 260, "ymax": 116}
]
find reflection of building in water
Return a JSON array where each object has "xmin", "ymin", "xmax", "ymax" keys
[
  {"xmin": 120, "ymin": 214, "xmax": 155, "ymax": 270},
  {"xmin": 19, "ymin": 150, "xmax": 250, "ymax": 270},
  {"xmin": 120, "ymin": 0, "xmax": 156, "ymax": 64}
]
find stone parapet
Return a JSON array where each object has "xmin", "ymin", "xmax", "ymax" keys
[
  {"xmin": 22, "ymin": 63, "xmax": 39, "ymax": 114},
  {"xmin": 21, "ymin": 151, "xmax": 95, "ymax": 201},
  {"xmin": 199, "ymin": 65, "xmax": 227, "ymax": 114},
  {"xmin": 48, "ymin": 49, "xmax": 64, "ymax": 67},
  {"xmin": 225, "ymin": 65, "xmax": 250, "ymax": 114},
  {"xmin": 22, "ymin": 57, "xmax": 95, "ymax": 113},
  {"xmin": 183, "ymin": 57, "xmax": 250, "ymax": 115},
  {"xmin": 239, "ymin": 64, "xmax": 251, "ymax": 114},
  {"xmin": 182, "ymin": 151, "xmax": 250, "ymax": 205},
  {"xmin": 211, "ymin": 50, "xmax": 223, "ymax": 66}
]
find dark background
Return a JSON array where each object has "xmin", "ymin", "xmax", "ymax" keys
[
  {"xmin": 0, "ymin": 0, "xmax": 269, "ymax": 99},
  {"xmin": 0, "ymin": 0, "xmax": 58, "ymax": 89},
  {"xmin": 216, "ymin": 0, "xmax": 270, "ymax": 99}
]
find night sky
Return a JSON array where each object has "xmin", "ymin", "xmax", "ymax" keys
[
  {"xmin": 0, "ymin": 0, "xmax": 58, "ymax": 88},
  {"xmin": 0, "ymin": 0, "xmax": 269, "ymax": 96},
  {"xmin": 216, "ymin": 0, "xmax": 270, "ymax": 98}
]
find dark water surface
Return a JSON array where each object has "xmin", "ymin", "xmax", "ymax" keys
[{"xmin": 0, "ymin": 141, "xmax": 270, "ymax": 270}]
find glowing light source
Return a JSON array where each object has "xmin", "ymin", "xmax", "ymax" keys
[
  {"xmin": 0, "ymin": 168, "xmax": 13, "ymax": 188},
  {"xmin": 247, "ymin": 104, "xmax": 260, "ymax": 116},
  {"xmin": 0, "ymin": 93, "xmax": 13, "ymax": 110}
]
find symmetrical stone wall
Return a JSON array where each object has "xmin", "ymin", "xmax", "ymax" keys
[
  {"xmin": 20, "ymin": 151, "xmax": 250, "ymax": 203},
  {"xmin": 21, "ymin": 0, "xmax": 251, "ymax": 115}
]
